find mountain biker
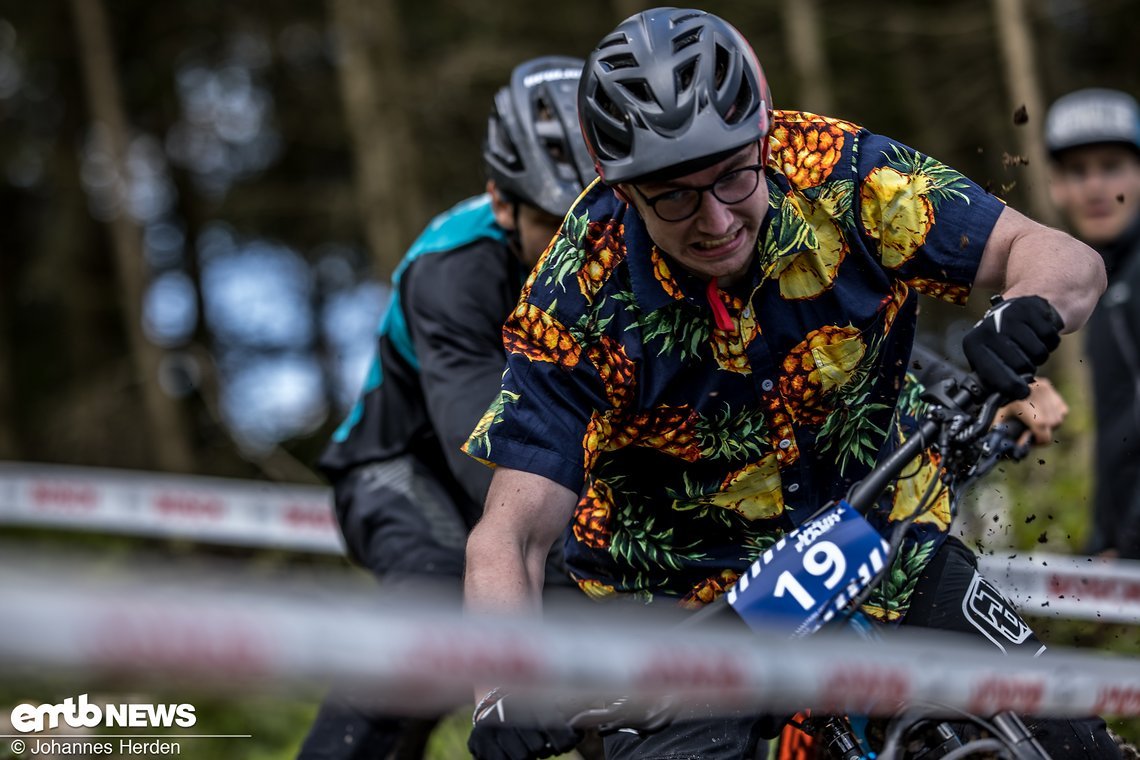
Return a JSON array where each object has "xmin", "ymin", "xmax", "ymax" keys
[
  {"xmin": 462, "ymin": 8, "xmax": 1117, "ymax": 759},
  {"xmin": 295, "ymin": 56, "xmax": 595, "ymax": 760},
  {"xmin": 1044, "ymin": 88, "xmax": 1140, "ymax": 560}
]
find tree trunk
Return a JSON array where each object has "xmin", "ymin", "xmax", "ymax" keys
[
  {"xmin": 328, "ymin": 0, "xmax": 424, "ymax": 279},
  {"xmin": 992, "ymin": 0, "xmax": 1087, "ymax": 403},
  {"xmin": 992, "ymin": 0, "xmax": 1058, "ymax": 227},
  {"xmin": 69, "ymin": 0, "xmax": 196, "ymax": 473},
  {"xmin": 781, "ymin": 0, "xmax": 833, "ymax": 114}
]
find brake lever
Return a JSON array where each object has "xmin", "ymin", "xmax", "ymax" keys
[
  {"xmin": 966, "ymin": 421, "xmax": 1031, "ymax": 481},
  {"xmin": 953, "ymin": 392, "xmax": 1003, "ymax": 444}
]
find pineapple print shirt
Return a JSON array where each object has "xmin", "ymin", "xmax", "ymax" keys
[{"xmin": 465, "ymin": 111, "xmax": 1007, "ymax": 614}]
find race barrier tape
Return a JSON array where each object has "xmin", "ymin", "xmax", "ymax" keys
[
  {"xmin": 0, "ymin": 461, "xmax": 344, "ymax": 554},
  {"xmin": 978, "ymin": 553, "xmax": 1140, "ymax": 624},
  {"xmin": 2, "ymin": 461, "xmax": 1139, "ymax": 624},
  {"xmin": 2, "ymin": 559, "xmax": 1140, "ymax": 720}
]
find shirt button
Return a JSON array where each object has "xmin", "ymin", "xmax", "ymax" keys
[
  {"xmin": 779, "ymin": 438, "xmax": 792, "ymax": 450},
  {"xmin": 787, "ymin": 483, "xmax": 800, "ymax": 493},
  {"xmin": 761, "ymin": 379, "xmax": 774, "ymax": 391}
]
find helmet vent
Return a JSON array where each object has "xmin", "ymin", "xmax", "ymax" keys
[
  {"xmin": 725, "ymin": 73, "xmax": 754, "ymax": 126},
  {"xmin": 670, "ymin": 11, "xmax": 703, "ymax": 27},
  {"xmin": 535, "ymin": 96, "xmax": 554, "ymax": 122},
  {"xmin": 713, "ymin": 44, "xmax": 730, "ymax": 89},
  {"xmin": 593, "ymin": 128, "xmax": 627, "ymax": 161},
  {"xmin": 598, "ymin": 32, "xmax": 628, "ymax": 50},
  {"xmin": 533, "ymin": 96, "xmax": 569, "ymax": 164},
  {"xmin": 600, "ymin": 53, "xmax": 638, "ymax": 72},
  {"xmin": 594, "ymin": 86, "xmax": 629, "ymax": 130},
  {"xmin": 617, "ymin": 79, "xmax": 656, "ymax": 105},
  {"xmin": 676, "ymin": 59, "xmax": 697, "ymax": 93},
  {"xmin": 672, "ymin": 27, "xmax": 702, "ymax": 53}
]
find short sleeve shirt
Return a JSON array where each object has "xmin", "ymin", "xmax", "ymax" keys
[{"xmin": 465, "ymin": 111, "xmax": 1005, "ymax": 615}]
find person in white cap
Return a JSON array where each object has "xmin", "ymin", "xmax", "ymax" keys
[{"xmin": 1046, "ymin": 88, "xmax": 1140, "ymax": 560}]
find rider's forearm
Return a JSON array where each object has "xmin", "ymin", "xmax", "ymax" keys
[
  {"xmin": 464, "ymin": 487, "xmax": 553, "ymax": 704},
  {"xmin": 464, "ymin": 468, "xmax": 577, "ymax": 701},
  {"xmin": 1001, "ymin": 228, "xmax": 1104, "ymax": 332},
  {"xmin": 976, "ymin": 207, "xmax": 1106, "ymax": 332},
  {"xmin": 464, "ymin": 467, "xmax": 575, "ymax": 613},
  {"xmin": 464, "ymin": 518, "xmax": 547, "ymax": 614}
]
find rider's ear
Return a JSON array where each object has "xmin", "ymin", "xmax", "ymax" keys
[
  {"xmin": 487, "ymin": 180, "xmax": 517, "ymax": 230},
  {"xmin": 613, "ymin": 184, "xmax": 634, "ymax": 206}
]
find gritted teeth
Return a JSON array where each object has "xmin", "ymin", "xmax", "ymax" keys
[{"xmin": 696, "ymin": 231, "xmax": 737, "ymax": 249}]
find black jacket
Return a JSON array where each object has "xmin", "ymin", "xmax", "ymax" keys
[
  {"xmin": 319, "ymin": 196, "xmax": 523, "ymax": 526},
  {"xmin": 1086, "ymin": 214, "xmax": 1140, "ymax": 558}
]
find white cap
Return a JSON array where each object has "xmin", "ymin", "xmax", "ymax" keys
[{"xmin": 1044, "ymin": 88, "xmax": 1140, "ymax": 156}]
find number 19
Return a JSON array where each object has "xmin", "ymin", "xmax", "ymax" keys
[{"xmin": 773, "ymin": 540, "xmax": 847, "ymax": 611}]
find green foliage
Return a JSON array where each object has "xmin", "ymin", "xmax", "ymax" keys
[{"xmin": 424, "ymin": 708, "xmax": 473, "ymax": 759}]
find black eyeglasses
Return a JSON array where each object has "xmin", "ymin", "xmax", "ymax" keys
[{"xmin": 635, "ymin": 163, "xmax": 764, "ymax": 222}]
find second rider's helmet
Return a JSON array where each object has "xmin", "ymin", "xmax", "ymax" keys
[
  {"xmin": 483, "ymin": 56, "xmax": 597, "ymax": 217},
  {"xmin": 578, "ymin": 7, "xmax": 772, "ymax": 185}
]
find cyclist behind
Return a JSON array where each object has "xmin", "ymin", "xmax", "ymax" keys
[
  {"xmin": 463, "ymin": 8, "xmax": 1118, "ymax": 759},
  {"xmin": 1044, "ymin": 88, "xmax": 1140, "ymax": 560},
  {"xmin": 296, "ymin": 56, "xmax": 595, "ymax": 759}
]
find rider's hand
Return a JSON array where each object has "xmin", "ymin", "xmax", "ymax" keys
[
  {"xmin": 962, "ymin": 295, "xmax": 1064, "ymax": 400},
  {"xmin": 993, "ymin": 377, "xmax": 1069, "ymax": 446},
  {"xmin": 468, "ymin": 689, "xmax": 583, "ymax": 760}
]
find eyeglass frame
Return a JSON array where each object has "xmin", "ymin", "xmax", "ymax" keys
[{"xmin": 631, "ymin": 162, "xmax": 766, "ymax": 222}]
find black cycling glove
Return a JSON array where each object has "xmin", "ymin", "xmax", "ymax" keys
[
  {"xmin": 468, "ymin": 689, "xmax": 583, "ymax": 760},
  {"xmin": 962, "ymin": 295, "xmax": 1064, "ymax": 400}
]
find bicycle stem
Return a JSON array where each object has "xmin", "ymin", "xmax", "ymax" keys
[{"xmin": 845, "ymin": 376, "xmax": 982, "ymax": 514}]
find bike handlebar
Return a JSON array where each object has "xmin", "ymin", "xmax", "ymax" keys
[
  {"xmin": 846, "ymin": 373, "xmax": 987, "ymax": 513},
  {"xmin": 846, "ymin": 368, "xmax": 1032, "ymax": 514}
]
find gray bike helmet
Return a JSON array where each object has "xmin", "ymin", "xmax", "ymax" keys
[
  {"xmin": 579, "ymin": 8, "xmax": 772, "ymax": 185},
  {"xmin": 483, "ymin": 56, "xmax": 596, "ymax": 217}
]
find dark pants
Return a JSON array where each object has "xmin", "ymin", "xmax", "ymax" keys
[
  {"xmin": 604, "ymin": 537, "xmax": 1122, "ymax": 759},
  {"xmin": 296, "ymin": 459, "xmax": 467, "ymax": 760}
]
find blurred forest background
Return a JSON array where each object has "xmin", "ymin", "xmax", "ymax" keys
[{"xmin": 2, "ymin": 0, "xmax": 1139, "ymax": 757}]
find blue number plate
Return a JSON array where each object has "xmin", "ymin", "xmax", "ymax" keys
[{"xmin": 727, "ymin": 500, "xmax": 890, "ymax": 638}]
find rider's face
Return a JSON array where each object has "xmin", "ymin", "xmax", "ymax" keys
[
  {"xmin": 1049, "ymin": 144, "xmax": 1140, "ymax": 246},
  {"xmin": 621, "ymin": 142, "xmax": 769, "ymax": 287}
]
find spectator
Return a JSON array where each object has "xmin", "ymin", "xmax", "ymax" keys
[{"xmin": 1045, "ymin": 88, "xmax": 1140, "ymax": 559}]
